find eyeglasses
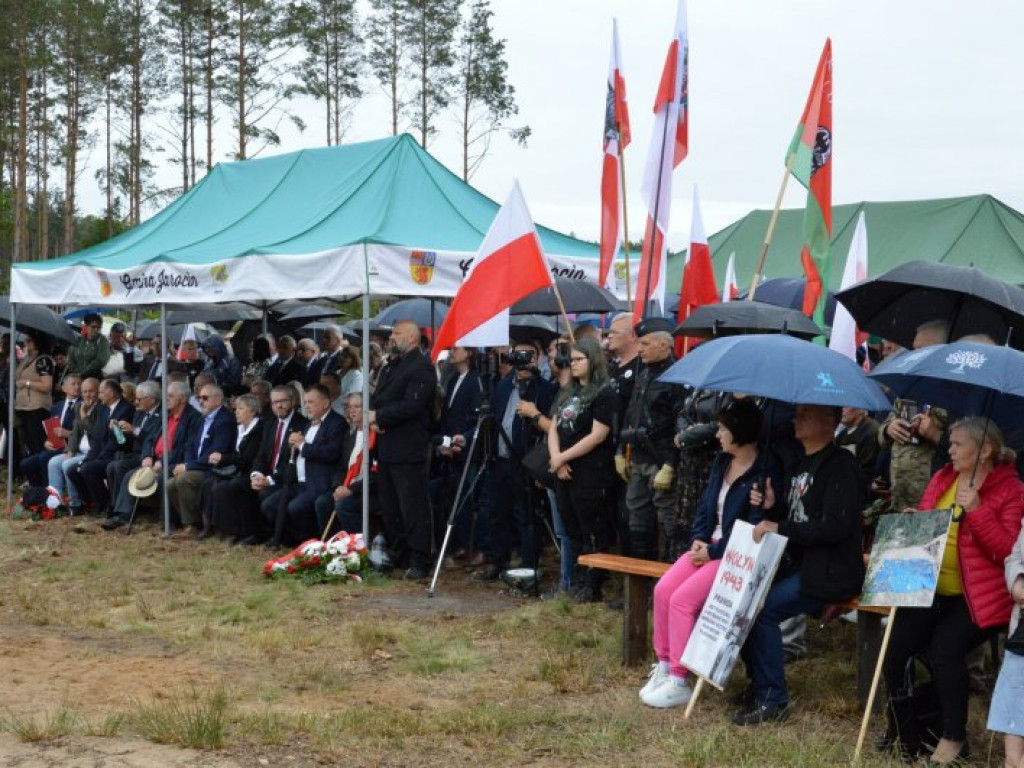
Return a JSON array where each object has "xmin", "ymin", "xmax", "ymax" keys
[
  {"xmin": 271, "ymin": 399, "xmax": 291, "ymax": 406},
  {"xmin": 197, "ymin": 395, "xmax": 212, "ymax": 401}
]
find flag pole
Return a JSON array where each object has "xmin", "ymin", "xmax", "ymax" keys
[
  {"xmin": 619, "ymin": 141, "xmax": 633, "ymax": 311},
  {"xmin": 551, "ymin": 285, "xmax": 577, "ymax": 346},
  {"xmin": 748, "ymin": 152, "xmax": 797, "ymax": 300}
]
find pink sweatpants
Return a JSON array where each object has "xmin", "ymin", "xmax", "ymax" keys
[{"xmin": 652, "ymin": 553, "xmax": 722, "ymax": 678}]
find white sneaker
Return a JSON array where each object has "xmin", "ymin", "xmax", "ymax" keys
[
  {"xmin": 641, "ymin": 677, "xmax": 692, "ymax": 708},
  {"xmin": 639, "ymin": 663, "xmax": 670, "ymax": 700}
]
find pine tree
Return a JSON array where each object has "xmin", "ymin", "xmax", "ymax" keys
[
  {"xmin": 290, "ymin": 0, "xmax": 363, "ymax": 146},
  {"xmin": 403, "ymin": 0, "xmax": 460, "ymax": 149},
  {"xmin": 454, "ymin": 0, "xmax": 528, "ymax": 180},
  {"xmin": 366, "ymin": 0, "xmax": 406, "ymax": 136}
]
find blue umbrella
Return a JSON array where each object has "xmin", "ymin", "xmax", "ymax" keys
[
  {"xmin": 659, "ymin": 334, "xmax": 891, "ymax": 410},
  {"xmin": 868, "ymin": 341, "xmax": 1024, "ymax": 428}
]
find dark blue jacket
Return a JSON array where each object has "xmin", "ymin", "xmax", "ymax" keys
[
  {"xmin": 296, "ymin": 409, "xmax": 348, "ymax": 495},
  {"xmin": 689, "ymin": 451, "xmax": 783, "ymax": 561},
  {"xmin": 438, "ymin": 369, "xmax": 482, "ymax": 444},
  {"xmin": 84, "ymin": 399, "xmax": 137, "ymax": 462},
  {"xmin": 141, "ymin": 406, "xmax": 203, "ymax": 467},
  {"xmin": 184, "ymin": 405, "xmax": 238, "ymax": 472},
  {"xmin": 491, "ymin": 372, "xmax": 556, "ymax": 459},
  {"xmin": 53, "ymin": 397, "xmax": 78, "ymax": 431}
]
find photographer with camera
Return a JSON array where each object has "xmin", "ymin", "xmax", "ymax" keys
[
  {"xmin": 473, "ymin": 341, "xmax": 556, "ymax": 582},
  {"xmin": 619, "ymin": 319, "xmax": 686, "ymax": 562}
]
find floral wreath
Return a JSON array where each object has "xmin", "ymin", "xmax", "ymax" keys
[{"xmin": 263, "ymin": 531, "xmax": 370, "ymax": 583}]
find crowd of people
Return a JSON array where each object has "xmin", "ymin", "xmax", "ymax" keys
[{"xmin": 3, "ymin": 306, "xmax": 1024, "ymax": 764}]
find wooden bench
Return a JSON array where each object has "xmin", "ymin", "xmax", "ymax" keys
[{"xmin": 579, "ymin": 552, "xmax": 890, "ymax": 708}]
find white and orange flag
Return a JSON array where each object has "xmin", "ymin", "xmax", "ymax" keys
[
  {"xmin": 828, "ymin": 211, "xmax": 869, "ymax": 364},
  {"xmin": 432, "ymin": 182, "xmax": 553, "ymax": 361},
  {"xmin": 177, "ymin": 323, "xmax": 197, "ymax": 361},
  {"xmin": 599, "ymin": 18, "xmax": 631, "ymax": 292},
  {"xmin": 722, "ymin": 252, "xmax": 739, "ymax": 302},
  {"xmin": 675, "ymin": 185, "xmax": 718, "ymax": 356},
  {"xmin": 634, "ymin": 0, "xmax": 689, "ymax": 323}
]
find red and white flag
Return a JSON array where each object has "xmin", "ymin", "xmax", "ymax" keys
[
  {"xmin": 599, "ymin": 18, "xmax": 631, "ymax": 292},
  {"xmin": 177, "ymin": 323, "xmax": 197, "ymax": 361},
  {"xmin": 722, "ymin": 252, "xmax": 739, "ymax": 302},
  {"xmin": 431, "ymin": 182, "xmax": 553, "ymax": 361},
  {"xmin": 828, "ymin": 211, "xmax": 869, "ymax": 364},
  {"xmin": 634, "ymin": 0, "xmax": 689, "ymax": 323},
  {"xmin": 675, "ymin": 186, "xmax": 718, "ymax": 356},
  {"xmin": 343, "ymin": 428, "xmax": 377, "ymax": 488}
]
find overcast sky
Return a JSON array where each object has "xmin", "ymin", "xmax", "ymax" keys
[{"xmin": 98, "ymin": 0, "xmax": 1024, "ymax": 252}]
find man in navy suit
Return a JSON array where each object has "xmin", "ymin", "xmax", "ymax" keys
[
  {"xmin": 260, "ymin": 384, "xmax": 347, "ymax": 544},
  {"xmin": 67, "ymin": 378, "xmax": 137, "ymax": 514},
  {"xmin": 166, "ymin": 382, "xmax": 237, "ymax": 533},
  {"xmin": 19, "ymin": 372, "xmax": 80, "ymax": 487},
  {"xmin": 474, "ymin": 342, "xmax": 556, "ymax": 581}
]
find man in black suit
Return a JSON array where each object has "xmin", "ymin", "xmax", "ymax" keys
[
  {"xmin": 166, "ymin": 382, "xmax": 237, "ymax": 533},
  {"xmin": 19, "ymin": 372, "xmax": 80, "ymax": 487},
  {"xmin": 295, "ymin": 338, "xmax": 321, "ymax": 388},
  {"xmin": 432, "ymin": 347, "xmax": 483, "ymax": 557},
  {"xmin": 105, "ymin": 380, "xmax": 162, "ymax": 512},
  {"xmin": 67, "ymin": 378, "xmax": 137, "ymax": 515},
  {"xmin": 267, "ymin": 335, "xmax": 304, "ymax": 387},
  {"xmin": 102, "ymin": 380, "xmax": 203, "ymax": 529},
  {"xmin": 259, "ymin": 384, "xmax": 347, "ymax": 544},
  {"xmin": 370, "ymin": 319, "xmax": 438, "ymax": 580},
  {"xmin": 248, "ymin": 385, "xmax": 309, "ymax": 542}
]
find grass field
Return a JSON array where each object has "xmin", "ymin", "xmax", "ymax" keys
[{"xmin": 0, "ymin": 511, "xmax": 1005, "ymax": 767}]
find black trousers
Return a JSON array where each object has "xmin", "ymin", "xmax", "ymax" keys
[
  {"xmin": 70, "ymin": 458, "xmax": 114, "ymax": 510},
  {"xmin": 554, "ymin": 470, "xmax": 613, "ymax": 557},
  {"xmin": 882, "ymin": 593, "xmax": 1001, "ymax": 741},
  {"xmin": 377, "ymin": 460, "xmax": 431, "ymax": 570},
  {"xmin": 106, "ymin": 456, "xmax": 141, "ymax": 511}
]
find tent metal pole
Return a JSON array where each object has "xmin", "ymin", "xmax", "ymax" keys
[
  {"xmin": 160, "ymin": 304, "xmax": 170, "ymax": 535},
  {"xmin": 261, "ymin": 302, "xmax": 268, "ymax": 336},
  {"xmin": 361, "ymin": 244, "xmax": 371, "ymax": 540},
  {"xmin": 6, "ymin": 302, "xmax": 17, "ymax": 510}
]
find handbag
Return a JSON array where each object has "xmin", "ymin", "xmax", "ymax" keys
[
  {"xmin": 1006, "ymin": 617, "xmax": 1024, "ymax": 656},
  {"xmin": 522, "ymin": 441, "xmax": 555, "ymax": 488},
  {"xmin": 210, "ymin": 464, "xmax": 239, "ymax": 479},
  {"xmin": 885, "ymin": 656, "xmax": 943, "ymax": 760},
  {"xmin": 101, "ymin": 350, "xmax": 125, "ymax": 377}
]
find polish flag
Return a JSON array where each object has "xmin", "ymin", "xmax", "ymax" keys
[
  {"xmin": 177, "ymin": 324, "xmax": 197, "ymax": 361},
  {"xmin": 431, "ymin": 182, "xmax": 553, "ymax": 361},
  {"xmin": 675, "ymin": 186, "xmax": 718, "ymax": 356},
  {"xmin": 343, "ymin": 428, "xmax": 377, "ymax": 488},
  {"xmin": 634, "ymin": 0, "xmax": 688, "ymax": 323},
  {"xmin": 722, "ymin": 253, "xmax": 739, "ymax": 302},
  {"xmin": 828, "ymin": 211, "xmax": 869, "ymax": 364},
  {"xmin": 599, "ymin": 19, "xmax": 631, "ymax": 292}
]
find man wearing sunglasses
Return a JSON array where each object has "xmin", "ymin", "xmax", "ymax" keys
[{"xmin": 166, "ymin": 383, "xmax": 237, "ymax": 535}]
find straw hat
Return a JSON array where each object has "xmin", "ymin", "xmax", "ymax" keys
[{"xmin": 128, "ymin": 467, "xmax": 159, "ymax": 498}]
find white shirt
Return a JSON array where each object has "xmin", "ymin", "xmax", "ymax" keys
[
  {"xmin": 712, "ymin": 480, "xmax": 731, "ymax": 542},
  {"xmin": 296, "ymin": 420, "xmax": 322, "ymax": 484},
  {"xmin": 236, "ymin": 417, "xmax": 260, "ymax": 451}
]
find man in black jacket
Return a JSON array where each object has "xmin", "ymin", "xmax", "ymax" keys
[
  {"xmin": 370, "ymin": 319, "xmax": 438, "ymax": 580},
  {"xmin": 620, "ymin": 320, "xmax": 685, "ymax": 561},
  {"xmin": 267, "ymin": 335, "xmax": 304, "ymax": 387},
  {"xmin": 736, "ymin": 403, "xmax": 864, "ymax": 725},
  {"xmin": 67, "ymin": 378, "xmax": 136, "ymax": 515}
]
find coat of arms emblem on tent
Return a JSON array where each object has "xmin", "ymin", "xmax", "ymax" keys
[{"xmin": 409, "ymin": 250, "xmax": 436, "ymax": 285}]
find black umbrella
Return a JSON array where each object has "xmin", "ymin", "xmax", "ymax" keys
[
  {"xmin": 278, "ymin": 303, "xmax": 348, "ymax": 324},
  {"xmin": 0, "ymin": 296, "xmax": 79, "ymax": 344},
  {"xmin": 136, "ymin": 321, "xmax": 212, "ymax": 344},
  {"xmin": 509, "ymin": 315, "xmax": 560, "ymax": 345},
  {"xmin": 836, "ymin": 260, "xmax": 1024, "ymax": 350},
  {"xmin": 374, "ymin": 298, "xmax": 447, "ymax": 330},
  {"xmin": 674, "ymin": 301, "xmax": 823, "ymax": 341},
  {"xmin": 739, "ymin": 277, "xmax": 837, "ymax": 326},
  {"xmin": 165, "ymin": 307, "xmax": 263, "ymax": 326},
  {"xmin": 512, "ymin": 277, "xmax": 618, "ymax": 315}
]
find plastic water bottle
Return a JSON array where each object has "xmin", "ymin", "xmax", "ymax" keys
[{"xmin": 369, "ymin": 534, "xmax": 391, "ymax": 570}]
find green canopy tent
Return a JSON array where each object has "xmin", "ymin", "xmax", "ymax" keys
[
  {"xmin": 668, "ymin": 194, "xmax": 1024, "ymax": 294},
  {"xmin": 11, "ymin": 134, "xmax": 600, "ymax": 306}
]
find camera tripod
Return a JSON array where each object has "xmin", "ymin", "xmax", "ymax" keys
[{"xmin": 428, "ymin": 373, "xmax": 559, "ymax": 597}]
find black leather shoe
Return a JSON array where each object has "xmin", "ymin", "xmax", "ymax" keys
[
  {"xmin": 472, "ymin": 564, "xmax": 501, "ymax": 582},
  {"xmin": 731, "ymin": 702, "xmax": 790, "ymax": 726},
  {"xmin": 404, "ymin": 566, "xmax": 429, "ymax": 581},
  {"xmin": 100, "ymin": 516, "xmax": 125, "ymax": 531}
]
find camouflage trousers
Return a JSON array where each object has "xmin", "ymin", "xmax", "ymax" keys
[{"xmin": 625, "ymin": 461, "xmax": 682, "ymax": 563}]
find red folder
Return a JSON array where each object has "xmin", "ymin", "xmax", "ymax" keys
[{"xmin": 44, "ymin": 416, "xmax": 65, "ymax": 450}]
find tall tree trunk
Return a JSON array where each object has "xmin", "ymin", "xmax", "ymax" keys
[
  {"xmin": 237, "ymin": 0, "xmax": 246, "ymax": 159},
  {"xmin": 419, "ymin": 12, "xmax": 427, "ymax": 147},
  {"xmin": 14, "ymin": 55, "xmax": 29, "ymax": 263},
  {"xmin": 39, "ymin": 73, "xmax": 50, "ymax": 260},
  {"xmin": 180, "ymin": 11, "xmax": 190, "ymax": 192},
  {"xmin": 105, "ymin": 75, "xmax": 114, "ymax": 238},
  {"xmin": 205, "ymin": 0, "xmax": 214, "ymax": 172},
  {"xmin": 390, "ymin": 5, "xmax": 398, "ymax": 135},
  {"xmin": 63, "ymin": 64, "xmax": 79, "ymax": 256}
]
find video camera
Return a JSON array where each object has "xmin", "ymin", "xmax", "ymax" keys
[{"xmin": 501, "ymin": 349, "xmax": 536, "ymax": 370}]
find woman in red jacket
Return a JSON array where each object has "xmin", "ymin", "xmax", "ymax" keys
[{"xmin": 881, "ymin": 417, "xmax": 1024, "ymax": 765}]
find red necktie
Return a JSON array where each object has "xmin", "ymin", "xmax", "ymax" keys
[{"xmin": 270, "ymin": 420, "xmax": 284, "ymax": 469}]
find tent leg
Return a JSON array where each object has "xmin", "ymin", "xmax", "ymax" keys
[
  {"xmin": 7, "ymin": 302, "xmax": 17, "ymax": 511},
  {"xmin": 160, "ymin": 304, "xmax": 170, "ymax": 535},
  {"xmin": 362, "ymin": 245, "xmax": 371, "ymax": 541}
]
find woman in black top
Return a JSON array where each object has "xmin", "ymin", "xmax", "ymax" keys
[{"xmin": 547, "ymin": 337, "xmax": 619, "ymax": 602}]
